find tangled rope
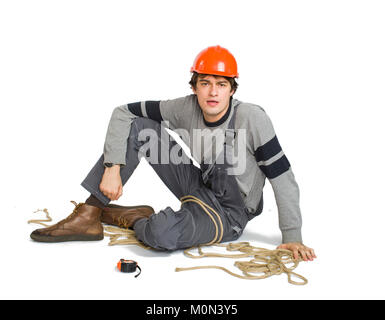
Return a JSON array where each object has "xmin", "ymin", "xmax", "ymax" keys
[
  {"xmin": 175, "ymin": 242, "xmax": 307, "ymax": 285},
  {"xmin": 103, "ymin": 225, "xmax": 149, "ymax": 249}
]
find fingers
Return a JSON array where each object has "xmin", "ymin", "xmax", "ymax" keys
[
  {"xmin": 99, "ymin": 168, "xmax": 123, "ymax": 201},
  {"xmin": 292, "ymin": 248, "xmax": 300, "ymax": 261},
  {"xmin": 310, "ymin": 248, "xmax": 317, "ymax": 259},
  {"xmin": 109, "ymin": 188, "xmax": 123, "ymax": 201},
  {"xmin": 299, "ymin": 249, "xmax": 308, "ymax": 261},
  {"xmin": 99, "ymin": 180, "xmax": 123, "ymax": 201},
  {"xmin": 277, "ymin": 243, "xmax": 316, "ymax": 262},
  {"xmin": 100, "ymin": 187, "xmax": 122, "ymax": 201},
  {"xmin": 308, "ymin": 247, "xmax": 317, "ymax": 260},
  {"xmin": 299, "ymin": 245, "xmax": 316, "ymax": 261},
  {"xmin": 277, "ymin": 243, "xmax": 300, "ymax": 260}
]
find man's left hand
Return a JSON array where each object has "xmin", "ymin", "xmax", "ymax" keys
[{"xmin": 277, "ymin": 242, "xmax": 316, "ymax": 261}]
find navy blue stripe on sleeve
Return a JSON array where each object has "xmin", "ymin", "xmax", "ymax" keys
[
  {"xmin": 127, "ymin": 102, "xmax": 142, "ymax": 117},
  {"xmin": 145, "ymin": 101, "xmax": 163, "ymax": 123},
  {"xmin": 254, "ymin": 135, "xmax": 282, "ymax": 162},
  {"xmin": 259, "ymin": 155, "xmax": 291, "ymax": 179}
]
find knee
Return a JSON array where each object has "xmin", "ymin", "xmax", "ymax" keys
[{"xmin": 134, "ymin": 207, "xmax": 183, "ymax": 251}]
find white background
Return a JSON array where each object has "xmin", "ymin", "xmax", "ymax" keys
[{"xmin": 1, "ymin": 0, "xmax": 384, "ymax": 300}]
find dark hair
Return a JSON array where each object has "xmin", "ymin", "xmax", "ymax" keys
[{"xmin": 189, "ymin": 72, "xmax": 238, "ymax": 94}]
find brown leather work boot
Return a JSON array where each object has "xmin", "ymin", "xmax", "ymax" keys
[
  {"xmin": 101, "ymin": 204, "xmax": 154, "ymax": 229},
  {"xmin": 30, "ymin": 201, "xmax": 104, "ymax": 242}
]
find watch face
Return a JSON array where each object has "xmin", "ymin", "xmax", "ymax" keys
[{"xmin": 105, "ymin": 163, "xmax": 113, "ymax": 167}]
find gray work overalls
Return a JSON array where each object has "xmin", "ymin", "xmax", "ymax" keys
[{"xmin": 81, "ymin": 104, "xmax": 251, "ymax": 250}]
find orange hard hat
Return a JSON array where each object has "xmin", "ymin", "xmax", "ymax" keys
[{"xmin": 190, "ymin": 45, "xmax": 239, "ymax": 78}]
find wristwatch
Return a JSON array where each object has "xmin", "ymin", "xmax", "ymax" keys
[{"xmin": 104, "ymin": 163, "xmax": 114, "ymax": 168}]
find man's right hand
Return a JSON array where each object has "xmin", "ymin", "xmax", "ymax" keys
[{"xmin": 99, "ymin": 165, "xmax": 123, "ymax": 201}]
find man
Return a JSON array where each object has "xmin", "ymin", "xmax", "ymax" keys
[{"xmin": 31, "ymin": 45, "xmax": 316, "ymax": 261}]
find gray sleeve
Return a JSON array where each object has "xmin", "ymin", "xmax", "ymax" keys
[
  {"xmin": 249, "ymin": 106, "xmax": 303, "ymax": 243},
  {"xmin": 103, "ymin": 96, "xmax": 192, "ymax": 166},
  {"xmin": 103, "ymin": 104, "xmax": 137, "ymax": 166},
  {"xmin": 270, "ymin": 169, "xmax": 302, "ymax": 244}
]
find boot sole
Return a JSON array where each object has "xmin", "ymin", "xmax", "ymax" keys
[{"xmin": 30, "ymin": 233, "xmax": 104, "ymax": 243}]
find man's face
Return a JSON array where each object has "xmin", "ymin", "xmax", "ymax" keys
[{"xmin": 192, "ymin": 74, "xmax": 234, "ymax": 123}]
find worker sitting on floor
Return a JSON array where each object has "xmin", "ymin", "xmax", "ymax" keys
[{"xmin": 30, "ymin": 45, "xmax": 316, "ymax": 262}]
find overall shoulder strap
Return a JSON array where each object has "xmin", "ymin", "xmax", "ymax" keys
[{"xmin": 224, "ymin": 102, "xmax": 238, "ymax": 145}]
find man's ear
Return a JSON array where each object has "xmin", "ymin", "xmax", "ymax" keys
[{"xmin": 192, "ymin": 86, "xmax": 197, "ymax": 95}]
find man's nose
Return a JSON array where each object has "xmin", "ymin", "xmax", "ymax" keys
[{"xmin": 209, "ymin": 85, "xmax": 218, "ymax": 96}]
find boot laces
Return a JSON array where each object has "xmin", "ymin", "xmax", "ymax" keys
[
  {"xmin": 115, "ymin": 216, "xmax": 131, "ymax": 229},
  {"xmin": 59, "ymin": 201, "xmax": 85, "ymax": 224}
]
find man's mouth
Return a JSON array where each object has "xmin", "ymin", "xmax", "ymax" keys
[{"xmin": 207, "ymin": 100, "xmax": 219, "ymax": 106}]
